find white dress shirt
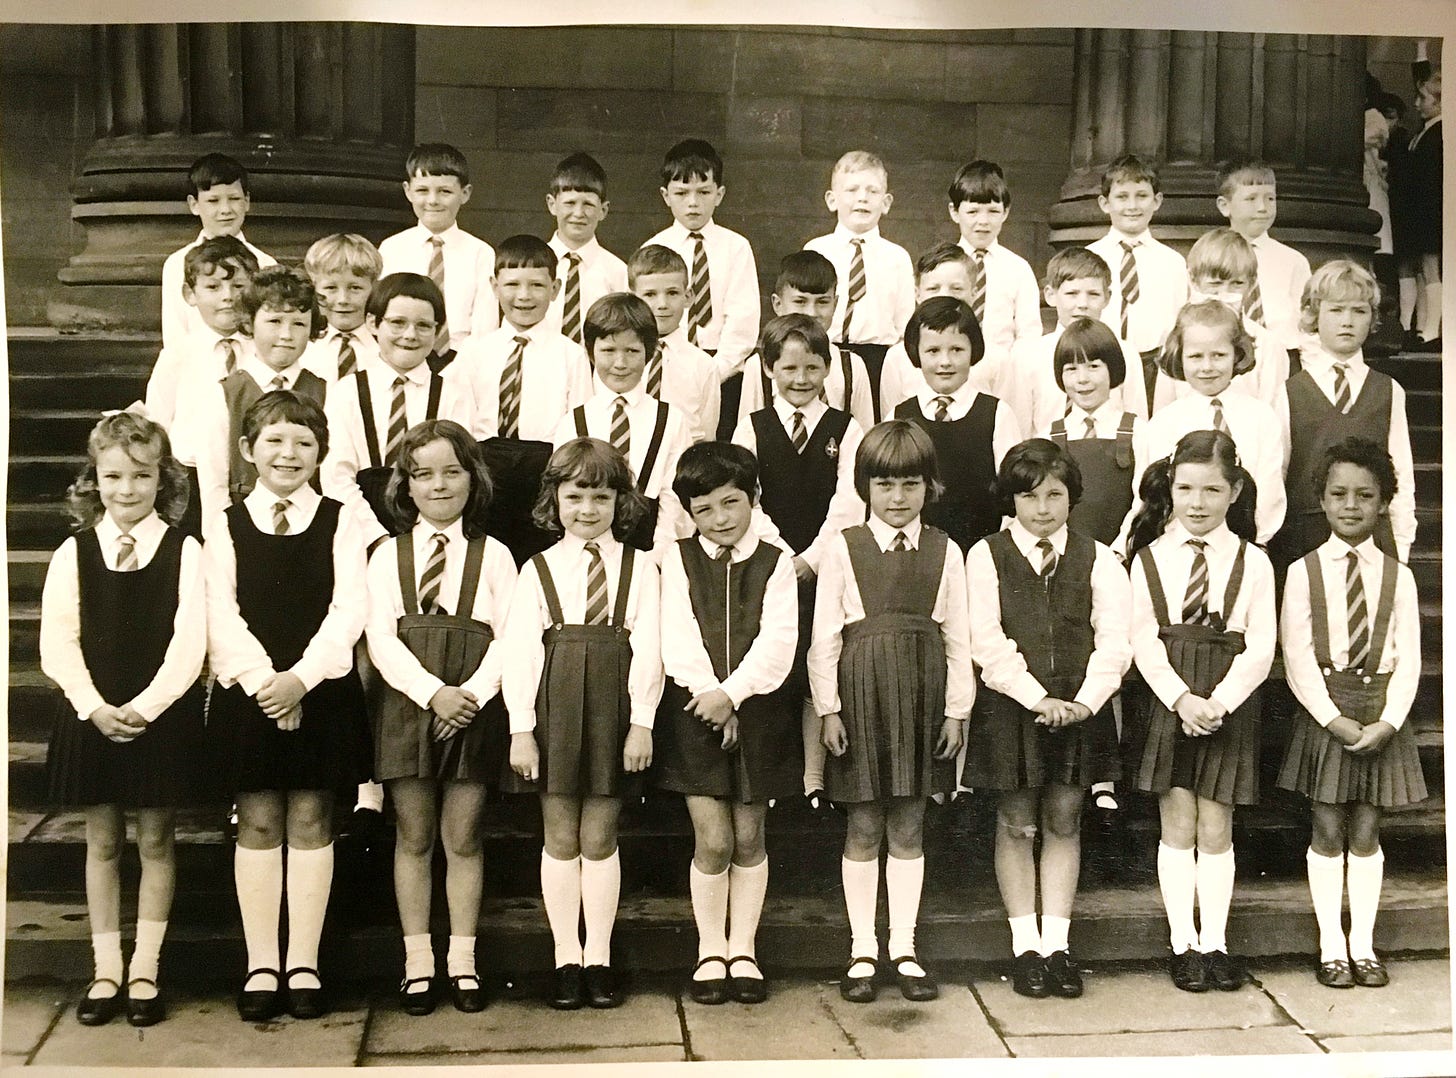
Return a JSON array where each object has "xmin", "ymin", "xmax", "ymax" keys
[
  {"xmin": 808, "ymin": 514, "xmax": 974, "ymax": 720},
  {"xmin": 1274, "ymin": 344, "xmax": 1416, "ymax": 561},
  {"xmin": 457, "ymin": 322, "xmax": 592, "ymax": 442},
  {"xmin": 1041, "ymin": 397, "xmax": 1144, "ymax": 445},
  {"xmin": 1005, "ymin": 324, "xmax": 1152, "ymax": 437},
  {"xmin": 1087, "ymin": 229, "xmax": 1189, "ymax": 355},
  {"xmin": 1248, "ymin": 233, "xmax": 1312, "ymax": 348},
  {"xmin": 204, "ymin": 484, "xmax": 368, "ymax": 697},
  {"xmin": 911, "ymin": 381, "xmax": 1024, "ymax": 469},
  {"xmin": 40, "ymin": 512, "xmax": 206, "ymax": 723},
  {"xmin": 644, "ymin": 219, "xmax": 760, "ymax": 380},
  {"xmin": 731, "ymin": 396, "xmax": 867, "ymax": 572},
  {"xmin": 878, "ymin": 341, "xmax": 1004, "ymax": 420},
  {"xmin": 544, "ymin": 234, "xmax": 628, "ymax": 339},
  {"xmin": 656, "ymin": 325, "xmax": 722, "ymax": 444},
  {"xmin": 1130, "ymin": 520, "xmax": 1276, "ymax": 715},
  {"xmin": 966, "ymin": 521, "xmax": 1133, "ymax": 713},
  {"xmin": 365, "ymin": 519, "xmax": 518, "ymax": 710},
  {"xmin": 378, "ymin": 223, "xmax": 498, "ymax": 348},
  {"xmin": 146, "ymin": 326, "xmax": 247, "ymax": 464},
  {"xmin": 956, "ymin": 239, "xmax": 1043, "ymax": 355},
  {"xmin": 660, "ymin": 533, "xmax": 798, "ymax": 708},
  {"xmin": 160, "ymin": 230, "xmax": 276, "ymax": 350},
  {"xmin": 501, "ymin": 532, "xmax": 663, "ymax": 732},
  {"xmin": 804, "ymin": 224, "xmax": 915, "ymax": 345},
  {"xmin": 300, "ymin": 324, "xmax": 382, "ymax": 386},
  {"xmin": 737, "ymin": 344, "xmax": 875, "ymax": 433}
]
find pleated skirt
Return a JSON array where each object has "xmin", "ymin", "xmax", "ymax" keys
[
  {"xmin": 653, "ymin": 680, "xmax": 801, "ymax": 803},
  {"xmin": 963, "ymin": 687, "xmax": 1121, "ymax": 791}
]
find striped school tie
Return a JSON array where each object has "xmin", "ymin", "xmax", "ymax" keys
[
  {"xmin": 1037, "ymin": 538, "xmax": 1057, "ymax": 579},
  {"xmin": 842, "ymin": 238, "xmax": 867, "ymax": 340},
  {"xmin": 427, "ymin": 236, "xmax": 449, "ymax": 355},
  {"xmin": 932, "ymin": 395, "xmax": 952, "ymax": 422},
  {"xmin": 610, "ymin": 396, "xmax": 631, "ymax": 456},
  {"xmin": 115, "ymin": 534, "xmax": 138, "ymax": 572},
  {"xmin": 583, "ymin": 540, "xmax": 608, "ymax": 625},
  {"xmin": 337, "ymin": 333, "xmax": 357, "ymax": 380},
  {"xmin": 1118, "ymin": 240, "xmax": 1139, "ymax": 341},
  {"xmin": 273, "ymin": 499, "xmax": 292, "ymax": 536},
  {"xmin": 385, "ymin": 376, "xmax": 409, "ymax": 465},
  {"xmin": 1246, "ymin": 276, "xmax": 1264, "ymax": 327},
  {"xmin": 269, "ymin": 375, "xmax": 287, "ymax": 391},
  {"xmin": 1210, "ymin": 396, "xmax": 1229, "ymax": 434},
  {"xmin": 1332, "ymin": 363, "xmax": 1352, "ymax": 414},
  {"xmin": 1084, "ymin": 416, "xmax": 1097, "ymax": 439},
  {"xmin": 646, "ymin": 342, "xmax": 664, "ymax": 399},
  {"xmin": 687, "ymin": 231, "xmax": 711, "ymax": 344},
  {"xmin": 498, "ymin": 336, "xmax": 527, "ymax": 438},
  {"xmin": 1181, "ymin": 537, "xmax": 1209, "ymax": 624},
  {"xmin": 714, "ymin": 543, "xmax": 733, "ymax": 565},
  {"xmin": 1345, "ymin": 550, "xmax": 1371, "ymax": 670},
  {"xmin": 789, "ymin": 409, "xmax": 808, "ymax": 453},
  {"xmin": 562, "ymin": 252, "xmax": 583, "ymax": 345},
  {"xmin": 970, "ymin": 250, "xmax": 987, "ymax": 324},
  {"xmin": 418, "ymin": 532, "xmax": 448, "ymax": 615},
  {"xmin": 891, "ymin": 530, "xmax": 909, "ymax": 552},
  {"xmin": 220, "ymin": 338, "xmax": 240, "ymax": 375}
]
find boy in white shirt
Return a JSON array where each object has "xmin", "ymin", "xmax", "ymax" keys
[
  {"xmin": 947, "ymin": 159, "xmax": 1042, "ymax": 357},
  {"xmin": 300, "ymin": 234, "xmax": 384, "ymax": 384},
  {"xmin": 1215, "ymin": 160, "xmax": 1311, "ymax": 349},
  {"xmin": 545, "ymin": 152, "xmax": 628, "ymax": 345},
  {"xmin": 628, "ymin": 244, "xmax": 721, "ymax": 443}
]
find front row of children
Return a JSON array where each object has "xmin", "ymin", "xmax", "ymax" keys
[{"xmin": 41, "ymin": 387, "xmax": 1423, "ymax": 1028}]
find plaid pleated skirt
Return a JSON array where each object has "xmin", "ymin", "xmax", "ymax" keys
[{"xmin": 964, "ymin": 686, "xmax": 1121, "ymax": 792}]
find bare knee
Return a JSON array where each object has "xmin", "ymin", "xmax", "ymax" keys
[
  {"xmin": 441, "ymin": 820, "xmax": 482, "ymax": 862},
  {"xmin": 844, "ymin": 806, "xmax": 885, "ymax": 859},
  {"xmin": 285, "ymin": 793, "xmax": 334, "ymax": 849},
  {"xmin": 1042, "ymin": 788, "xmax": 1084, "ymax": 841},
  {"xmin": 1310, "ymin": 805, "xmax": 1347, "ymax": 856},
  {"xmin": 732, "ymin": 809, "xmax": 767, "ymax": 866},
  {"xmin": 885, "ymin": 798, "xmax": 924, "ymax": 859},
  {"xmin": 1347, "ymin": 806, "xmax": 1382, "ymax": 857},
  {"xmin": 997, "ymin": 792, "xmax": 1039, "ymax": 844},
  {"xmin": 394, "ymin": 811, "xmax": 437, "ymax": 858},
  {"xmin": 134, "ymin": 822, "xmax": 175, "ymax": 864}
]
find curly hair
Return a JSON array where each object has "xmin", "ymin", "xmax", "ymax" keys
[
  {"xmin": 238, "ymin": 264, "xmax": 326, "ymax": 339},
  {"xmin": 532, "ymin": 438, "xmax": 647, "ymax": 542},
  {"xmin": 383, "ymin": 420, "xmax": 493, "ymax": 538},
  {"xmin": 67, "ymin": 411, "xmax": 189, "ymax": 530}
]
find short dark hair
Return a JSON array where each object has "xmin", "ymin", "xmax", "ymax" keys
[
  {"xmin": 188, "ymin": 152, "xmax": 249, "ymax": 197},
  {"xmin": 368, "ymin": 272, "xmax": 446, "ymax": 328},
  {"xmin": 627, "ymin": 244, "xmax": 688, "ymax": 287},
  {"xmin": 405, "ymin": 143, "xmax": 470, "ymax": 185},
  {"xmin": 904, "ymin": 296, "xmax": 985, "ymax": 368},
  {"xmin": 1054, "ymin": 317, "xmax": 1126, "ymax": 390},
  {"xmin": 584, "ymin": 292, "xmax": 658, "ymax": 359},
  {"xmin": 494, "ymin": 234, "xmax": 557, "ymax": 278},
  {"xmin": 1316, "ymin": 436, "xmax": 1398, "ymax": 505},
  {"xmin": 238, "ymin": 265, "xmax": 326, "ymax": 339},
  {"xmin": 775, "ymin": 250, "xmax": 838, "ymax": 298},
  {"xmin": 995, "ymin": 437, "xmax": 1084, "ymax": 518},
  {"xmin": 947, "ymin": 159, "xmax": 1011, "ymax": 208},
  {"xmin": 384, "ymin": 419, "xmax": 493, "ymax": 539},
  {"xmin": 183, "ymin": 236, "xmax": 258, "ymax": 289},
  {"xmin": 1158, "ymin": 300, "xmax": 1255, "ymax": 381},
  {"xmin": 1101, "ymin": 153, "xmax": 1161, "ymax": 197},
  {"xmin": 550, "ymin": 151, "xmax": 608, "ymax": 198},
  {"xmin": 854, "ymin": 419, "xmax": 944, "ymax": 504},
  {"xmin": 760, "ymin": 313, "xmax": 831, "ymax": 369},
  {"xmin": 914, "ymin": 241, "xmax": 972, "ymax": 283},
  {"xmin": 532, "ymin": 437, "xmax": 647, "ymax": 542},
  {"xmin": 672, "ymin": 441, "xmax": 760, "ymax": 507},
  {"xmin": 661, "ymin": 138, "xmax": 723, "ymax": 187},
  {"xmin": 239, "ymin": 389, "xmax": 331, "ymax": 461},
  {"xmin": 67, "ymin": 411, "xmax": 189, "ymax": 530},
  {"xmin": 1045, "ymin": 247, "xmax": 1112, "ymax": 291}
]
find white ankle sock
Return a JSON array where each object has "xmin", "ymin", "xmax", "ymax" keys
[
  {"xmin": 1040, "ymin": 915, "xmax": 1070, "ymax": 956},
  {"xmin": 284, "ymin": 843, "xmax": 334, "ymax": 987},
  {"xmin": 446, "ymin": 935, "xmax": 477, "ymax": 979},
  {"xmin": 403, "ymin": 933, "xmax": 433, "ymax": 987},
  {"xmin": 1346, "ymin": 848, "xmax": 1385, "ymax": 961},
  {"xmin": 580, "ymin": 851, "xmax": 620, "ymax": 968},
  {"xmin": 1008, "ymin": 914, "xmax": 1040, "ymax": 957},
  {"xmin": 690, "ymin": 863, "xmax": 730, "ymax": 971},
  {"xmin": 1157, "ymin": 843, "xmax": 1197, "ymax": 954},
  {"xmin": 841, "ymin": 856, "xmax": 879, "ymax": 964},
  {"xmin": 235, "ymin": 845, "xmax": 283, "ymax": 984},
  {"xmin": 885, "ymin": 854, "xmax": 924, "ymax": 960},
  {"xmin": 1195, "ymin": 847, "xmax": 1235, "ymax": 953},
  {"xmin": 1306, "ymin": 849, "xmax": 1348, "ymax": 962},
  {"xmin": 128, "ymin": 919, "xmax": 167, "ymax": 997},
  {"xmin": 540, "ymin": 851, "xmax": 583, "ymax": 967},
  {"xmin": 727, "ymin": 859, "xmax": 769, "ymax": 968},
  {"xmin": 355, "ymin": 780, "xmax": 384, "ymax": 813},
  {"xmin": 91, "ymin": 931, "xmax": 123, "ymax": 995}
]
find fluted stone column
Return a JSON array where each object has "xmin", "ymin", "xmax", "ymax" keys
[
  {"xmin": 1050, "ymin": 30, "xmax": 1379, "ymax": 262},
  {"xmin": 53, "ymin": 22, "xmax": 415, "ymax": 331}
]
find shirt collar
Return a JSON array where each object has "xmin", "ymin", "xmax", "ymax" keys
[
  {"xmin": 246, "ymin": 480, "xmax": 320, "ymax": 516},
  {"xmin": 916, "ymin": 378, "xmax": 976, "ymax": 408},
  {"xmin": 866, "ymin": 513, "xmax": 922, "ymax": 550},
  {"xmin": 669, "ymin": 219, "xmax": 716, "ymax": 241},
  {"xmin": 325, "ymin": 323, "xmax": 372, "ymax": 345},
  {"xmin": 1008, "ymin": 519, "xmax": 1067, "ymax": 557},
  {"xmin": 560, "ymin": 529, "xmax": 619, "ymax": 557},
  {"xmin": 958, "ymin": 237, "xmax": 1000, "ymax": 258},
  {"xmin": 772, "ymin": 394, "xmax": 827, "ymax": 425},
  {"xmin": 417, "ymin": 222, "xmax": 461, "ymax": 244},
  {"xmin": 1321, "ymin": 534, "xmax": 1381, "ymax": 565},
  {"xmin": 551, "ymin": 234, "xmax": 601, "ymax": 260},
  {"xmin": 1165, "ymin": 518, "xmax": 1234, "ymax": 553},
  {"xmin": 663, "ymin": 324, "xmax": 692, "ymax": 349},
  {"xmin": 834, "ymin": 222, "xmax": 881, "ymax": 243},
  {"xmin": 97, "ymin": 510, "xmax": 164, "ymax": 546},
  {"xmin": 1302, "ymin": 339, "xmax": 1367, "ymax": 371},
  {"xmin": 595, "ymin": 379, "xmax": 647, "ymax": 406},
  {"xmin": 413, "ymin": 516, "xmax": 467, "ymax": 546},
  {"xmin": 696, "ymin": 531, "xmax": 759, "ymax": 561},
  {"xmin": 1107, "ymin": 226, "xmax": 1155, "ymax": 247},
  {"xmin": 1066, "ymin": 398, "xmax": 1118, "ymax": 426},
  {"xmin": 502, "ymin": 318, "xmax": 544, "ymax": 341},
  {"xmin": 378, "ymin": 359, "xmax": 433, "ymax": 388},
  {"xmin": 241, "ymin": 353, "xmax": 304, "ymax": 388}
]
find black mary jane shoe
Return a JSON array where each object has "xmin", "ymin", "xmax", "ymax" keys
[
  {"xmin": 551, "ymin": 963, "xmax": 584, "ymax": 1010},
  {"xmin": 1043, "ymin": 951, "xmax": 1084, "ymax": 999},
  {"xmin": 839, "ymin": 958, "xmax": 879, "ymax": 1004},
  {"xmin": 1202, "ymin": 950, "xmax": 1247, "ymax": 991},
  {"xmin": 686, "ymin": 957, "xmax": 730, "ymax": 1005},
  {"xmin": 285, "ymin": 967, "xmax": 327, "ymax": 1020},
  {"xmin": 583, "ymin": 964, "xmax": 622, "ymax": 1009},
  {"xmin": 891, "ymin": 955, "xmax": 939, "ymax": 1002},
  {"xmin": 76, "ymin": 979, "xmax": 123, "ymax": 1026},
  {"xmin": 237, "ymin": 968, "xmax": 284, "ymax": 1022},
  {"xmin": 727, "ymin": 956, "xmax": 768, "ymax": 1004},
  {"xmin": 1316, "ymin": 958, "xmax": 1355, "ymax": 988},
  {"xmin": 398, "ymin": 976, "xmax": 437, "ymax": 1016},
  {"xmin": 1351, "ymin": 957, "xmax": 1390, "ymax": 988},
  {"xmin": 124, "ymin": 978, "xmax": 166, "ymax": 1027},
  {"xmin": 1168, "ymin": 950, "xmax": 1207, "ymax": 993},
  {"xmin": 449, "ymin": 974, "xmax": 486, "ymax": 1013},
  {"xmin": 1012, "ymin": 952, "xmax": 1050, "ymax": 998}
]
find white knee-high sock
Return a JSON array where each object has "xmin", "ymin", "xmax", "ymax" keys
[
  {"xmin": 1420, "ymin": 280, "xmax": 1443, "ymax": 340},
  {"xmin": 1157, "ymin": 843, "xmax": 1197, "ymax": 954},
  {"xmin": 285, "ymin": 843, "xmax": 334, "ymax": 986},
  {"xmin": 690, "ymin": 863, "xmax": 730, "ymax": 965},
  {"xmin": 1195, "ymin": 847, "xmax": 1236, "ymax": 953},
  {"xmin": 1400, "ymin": 277, "xmax": 1419, "ymax": 329},
  {"xmin": 1306, "ymin": 849, "xmax": 1348, "ymax": 962},
  {"xmin": 540, "ymin": 851, "xmax": 583, "ymax": 967},
  {"xmin": 802, "ymin": 701, "xmax": 826, "ymax": 794},
  {"xmin": 580, "ymin": 851, "xmax": 620, "ymax": 968},
  {"xmin": 841, "ymin": 856, "xmax": 879, "ymax": 963},
  {"xmin": 1346, "ymin": 848, "xmax": 1385, "ymax": 961},
  {"xmin": 885, "ymin": 855, "xmax": 924, "ymax": 959},
  {"xmin": 727, "ymin": 859, "xmax": 769, "ymax": 962},
  {"xmin": 235, "ymin": 845, "xmax": 284, "ymax": 977}
]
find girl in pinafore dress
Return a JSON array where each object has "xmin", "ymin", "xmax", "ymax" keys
[
  {"xmin": 41, "ymin": 411, "xmax": 206, "ymax": 1028},
  {"xmin": 1126, "ymin": 429, "xmax": 1275, "ymax": 994},
  {"xmin": 501, "ymin": 437, "xmax": 662, "ymax": 1011},
  {"xmin": 964, "ymin": 439, "xmax": 1132, "ymax": 1000},
  {"xmin": 809, "ymin": 420, "xmax": 971, "ymax": 1004},
  {"xmin": 1277, "ymin": 437, "xmax": 1425, "ymax": 989},
  {"xmin": 366, "ymin": 419, "xmax": 517, "ymax": 1015},
  {"xmin": 204, "ymin": 392, "xmax": 372, "ymax": 1023}
]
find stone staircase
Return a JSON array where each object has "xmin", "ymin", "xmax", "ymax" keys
[{"xmin": 5, "ymin": 330, "xmax": 1447, "ymax": 980}]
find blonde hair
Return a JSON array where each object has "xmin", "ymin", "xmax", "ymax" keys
[
  {"xmin": 1187, "ymin": 228, "xmax": 1257, "ymax": 284},
  {"xmin": 1299, "ymin": 259, "xmax": 1381, "ymax": 334},
  {"xmin": 832, "ymin": 150, "xmax": 889, "ymax": 186}
]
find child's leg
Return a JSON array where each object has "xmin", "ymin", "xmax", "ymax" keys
[
  {"xmin": 540, "ymin": 794, "xmax": 585, "ymax": 967},
  {"xmin": 1308, "ymin": 803, "xmax": 1350, "ymax": 963},
  {"xmin": 1091, "ymin": 698, "xmax": 1122, "ymax": 809},
  {"xmin": 995, "ymin": 789, "xmax": 1042, "ymax": 957},
  {"xmin": 1193, "ymin": 797, "xmax": 1236, "ymax": 955},
  {"xmin": 801, "ymin": 700, "xmax": 826, "ymax": 797},
  {"xmin": 83, "ymin": 805, "xmax": 126, "ymax": 999},
  {"xmin": 684, "ymin": 795, "xmax": 733, "ymax": 978},
  {"xmin": 389, "ymin": 778, "xmax": 439, "ymax": 991},
  {"xmin": 1399, "ymin": 259, "xmax": 1419, "ymax": 331},
  {"xmin": 440, "ymin": 781, "xmax": 488, "ymax": 984},
  {"xmin": 1156, "ymin": 789, "xmax": 1199, "ymax": 954},
  {"xmin": 727, "ymin": 802, "xmax": 770, "ymax": 979},
  {"xmin": 884, "ymin": 796, "xmax": 928, "ymax": 967},
  {"xmin": 842, "ymin": 802, "xmax": 885, "ymax": 973},
  {"xmin": 578, "ymin": 795, "xmax": 623, "ymax": 968},
  {"xmin": 282, "ymin": 790, "xmax": 336, "ymax": 991},
  {"xmin": 128, "ymin": 807, "xmax": 178, "ymax": 1000},
  {"xmin": 1345, "ymin": 804, "xmax": 1385, "ymax": 962},
  {"xmin": 1418, "ymin": 252, "xmax": 1442, "ymax": 341},
  {"xmin": 235, "ymin": 791, "xmax": 287, "ymax": 991},
  {"xmin": 1038, "ymin": 784, "xmax": 1085, "ymax": 956}
]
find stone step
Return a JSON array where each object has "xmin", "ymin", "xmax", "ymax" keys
[
  {"xmin": 9, "ymin": 367, "xmax": 151, "ymax": 415},
  {"xmin": 9, "ymin": 456, "xmax": 88, "ymax": 506},
  {"xmin": 1411, "ymin": 424, "xmax": 1441, "ymax": 462},
  {"xmin": 7, "ymin": 550, "xmax": 53, "ymax": 604},
  {"xmin": 1414, "ymin": 461, "xmax": 1440, "ymax": 503},
  {"xmin": 1369, "ymin": 352, "xmax": 1443, "ymax": 392},
  {"xmin": 10, "ymin": 409, "xmax": 115, "ymax": 457},
  {"xmin": 7, "ymin": 500, "xmax": 72, "ymax": 550},
  {"xmin": 1405, "ymin": 388, "xmax": 1441, "ymax": 428}
]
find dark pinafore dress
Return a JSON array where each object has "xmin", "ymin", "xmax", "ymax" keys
[
  {"xmin": 479, "ymin": 427, "xmax": 558, "ymax": 566},
  {"xmin": 963, "ymin": 531, "xmax": 1121, "ymax": 790},
  {"xmin": 572, "ymin": 402, "xmax": 669, "ymax": 553},
  {"xmin": 222, "ymin": 369, "xmax": 328, "ymax": 505},
  {"xmin": 372, "ymin": 535, "xmax": 508, "ymax": 785},
  {"xmin": 825, "ymin": 525, "xmax": 957, "ymax": 803},
  {"xmin": 1050, "ymin": 413, "xmax": 1136, "ymax": 547},
  {"xmin": 1132, "ymin": 541, "xmax": 1262, "ymax": 805},
  {"xmin": 893, "ymin": 394, "xmax": 1000, "ymax": 554},
  {"xmin": 1276, "ymin": 551, "xmax": 1427, "ymax": 807},
  {"xmin": 654, "ymin": 540, "xmax": 801, "ymax": 803},
  {"xmin": 352, "ymin": 368, "xmax": 445, "ymax": 533},
  {"xmin": 503, "ymin": 546, "xmax": 641, "ymax": 798},
  {"xmin": 46, "ymin": 527, "xmax": 205, "ymax": 807},
  {"xmin": 207, "ymin": 498, "xmax": 372, "ymax": 796}
]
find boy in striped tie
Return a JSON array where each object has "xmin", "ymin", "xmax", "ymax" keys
[
  {"xmin": 1215, "ymin": 160, "xmax": 1311, "ymax": 350},
  {"xmin": 947, "ymin": 160, "xmax": 1042, "ymax": 359},
  {"xmin": 544, "ymin": 153, "xmax": 628, "ymax": 345},
  {"xmin": 300, "ymin": 234, "xmax": 384, "ymax": 385}
]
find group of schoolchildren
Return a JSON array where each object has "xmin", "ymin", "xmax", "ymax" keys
[{"xmin": 38, "ymin": 134, "xmax": 1425, "ymax": 1034}]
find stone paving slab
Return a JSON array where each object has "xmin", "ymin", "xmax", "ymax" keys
[
  {"xmin": 1258, "ymin": 960, "xmax": 1452, "ymax": 1038},
  {"xmin": 0, "ymin": 982, "xmax": 65, "ymax": 1058},
  {"xmin": 363, "ymin": 1044, "xmax": 685, "ymax": 1066},
  {"xmin": 1323, "ymin": 1032, "xmax": 1454, "ymax": 1053},
  {"xmin": 820, "ymin": 980, "xmax": 1008, "ymax": 1058},
  {"xmin": 1004, "ymin": 1026, "xmax": 1324, "ymax": 1057},
  {"xmin": 682, "ymin": 981, "xmax": 858, "ymax": 1060}
]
